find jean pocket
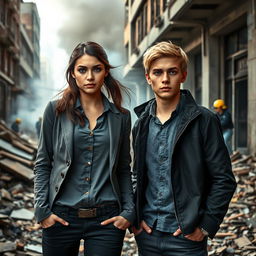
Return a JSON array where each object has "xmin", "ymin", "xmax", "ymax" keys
[
  {"xmin": 134, "ymin": 229, "xmax": 144, "ymax": 238},
  {"xmin": 180, "ymin": 234, "xmax": 207, "ymax": 244},
  {"xmin": 43, "ymin": 221, "xmax": 63, "ymax": 230}
]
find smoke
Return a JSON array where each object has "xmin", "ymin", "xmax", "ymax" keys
[{"xmin": 57, "ymin": 0, "xmax": 125, "ymax": 58}]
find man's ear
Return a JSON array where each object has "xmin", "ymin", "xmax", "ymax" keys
[
  {"xmin": 181, "ymin": 71, "xmax": 187, "ymax": 83},
  {"xmin": 145, "ymin": 73, "xmax": 151, "ymax": 85}
]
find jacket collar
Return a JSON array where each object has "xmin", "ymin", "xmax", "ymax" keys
[{"xmin": 134, "ymin": 89, "xmax": 200, "ymax": 119}]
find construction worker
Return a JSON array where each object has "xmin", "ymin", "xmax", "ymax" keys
[
  {"xmin": 11, "ymin": 118, "xmax": 22, "ymax": 133},
  {"xmin": 213, "ymin": 99, "xmax": 234, "ymax": 155}
]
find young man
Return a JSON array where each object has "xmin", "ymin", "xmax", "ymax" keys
[{"xmin": 132, "ymin": 41, "xmax": 236, "ymax": 256}]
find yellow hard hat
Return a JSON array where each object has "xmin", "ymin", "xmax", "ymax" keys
[
  {"xmin": 15, "ymin": 118, "xmax": 22, "ymax": 123},
  {"xmin": 213, "ymin": 99, "xmax": 226, "ymax": 109}
]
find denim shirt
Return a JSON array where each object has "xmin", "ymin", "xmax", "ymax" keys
[
  {"xmin": 55, "ymin": 96, "xmax": 117, "ymax": 208},
  {"xmin": 143, "ymin": 97, "xmax": 184, "ymax": 233}
]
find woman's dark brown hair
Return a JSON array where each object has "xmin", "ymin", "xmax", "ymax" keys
[{"xmin": 56, "ymin": 41, "xmax": 129, "ymax": 124}]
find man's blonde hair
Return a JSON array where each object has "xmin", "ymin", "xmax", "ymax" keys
[{"xmin": 143, "ymin": 41, "xmax": 189, "ymax": 73}]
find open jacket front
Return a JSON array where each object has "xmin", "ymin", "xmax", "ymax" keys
[
  {"xmin": 34, "ymin": 99, "xmax": 135, "ymax": 224},
  {"xmin": 132, "ymin": 90, "xmax": 236, "ymax": 239}
]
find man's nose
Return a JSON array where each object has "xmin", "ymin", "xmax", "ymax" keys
[{"xmin": 162, "ymin": 72, "xmax": 170, "ymax": 84}]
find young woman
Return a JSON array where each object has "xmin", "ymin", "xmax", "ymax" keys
[{"xmin": 34, "ymin": 42, "xmax": 135, "ymax": 256}]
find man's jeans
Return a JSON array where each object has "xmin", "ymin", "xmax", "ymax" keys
[
  {"xmin": 223, "ymin": 129, "xmax": 233, "ymax": 155},
  {"xmin": 42, "ymin": 205, "xmax": 125, "ymax": 256},
  {"xmin": 135, "ymin": 229, "xmax": 208, "ymax": 256}
]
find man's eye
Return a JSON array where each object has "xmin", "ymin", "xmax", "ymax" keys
[
  {"xmin": 78, "ymin": 68, "xmax": 86, "ymax": 73},
  {"xmin": 169, "ymin": 70, "xmax": 177, "ymax": 75},
  {"xmin": 153, "ymin": 70, "xmax": 162, "ymax": 76}
]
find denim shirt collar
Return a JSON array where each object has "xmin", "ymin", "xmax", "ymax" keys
[{"xmin": 75, "ymin": 93, "xmax": 113, "ymax": 114}]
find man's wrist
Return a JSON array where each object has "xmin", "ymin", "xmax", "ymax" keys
[{"xmin": 200, "ymin": 227, "xmax": 209, "ymax": 236}]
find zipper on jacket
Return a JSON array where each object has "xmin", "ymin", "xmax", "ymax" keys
[{"xmin": 171, "ymin": 110, "xmax": 201, "ymax": 233}]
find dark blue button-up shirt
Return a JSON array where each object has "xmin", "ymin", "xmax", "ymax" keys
[
  {"xmin": 55, "ymin": 96, "xmax": 117, "ymax": 208},
  {"xmin": 143, "ymin": 96, "xmax": 184, "ymax": 233}
]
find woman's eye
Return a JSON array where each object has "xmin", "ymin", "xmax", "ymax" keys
[
  {"xmin": 94, "ymin": 67, "xmax": 102, "ymax": 72},
  {"xmin": 78, "ymin": 68, "xmax": 86, "ymax": 73}
]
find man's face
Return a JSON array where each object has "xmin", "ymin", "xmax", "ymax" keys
[
  {"xmin": 146, "ymin": 56, "xmax": 187, "ymax": 101},
  {"xmin": 214, "ymin": 107, "xmax": 222, "ymax": 114}
]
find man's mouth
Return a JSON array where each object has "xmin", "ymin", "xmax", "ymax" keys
[{"xmin": 160, "ymin": 87, "xmax": 171, "ymax": 91}]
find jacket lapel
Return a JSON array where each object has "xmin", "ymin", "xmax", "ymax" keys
[
  {"xmin": 60, "ymin": 113, "xmax": 74, "ymax": 160},
  {"xmin": 108, "ymin": 111, "xmax": 121, "ymax": 170}
]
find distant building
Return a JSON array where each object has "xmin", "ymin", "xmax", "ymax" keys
[
  {"xmin": 20, "ymin": 2, "xmax": 40, "ymax": 79},
  {"xmin": 0, "ymin": 0, "xmax": 21, "ymax": 121},
  {"xmin": 124, "ymin": 0, "xmax": 256, "ymax": 155},
  {"xmin": 18, "ymin": 2, "xmax": 40, "ymax": 113}
]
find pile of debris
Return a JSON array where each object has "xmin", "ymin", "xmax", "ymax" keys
[
  {"xmin": 0, "ymin": 120, "xmax": 42, "ymax": 255},
  {"xmin": 207, "ymin": 151, "xmax": 256, "ymax": 256},
  {"xmin": 0, "ymin": 119, "xmax": 255, "ymax": 256}
]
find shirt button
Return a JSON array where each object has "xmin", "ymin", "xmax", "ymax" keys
[
  {"xmin": 55, "ymin": 186, "xmax": 58, "ymax": 192},
  {"xmin": 66, "ymin": 160, "xmax": 71, "ymax": 166},
  {"xmin": 61, "ymin": 172, "xmax": 65, "ymax": 178},
  {"xmin": 89, "ymin": 131, "xmax": 93, "ymax": 136},
  {"xmin": 87, "ymin": 161, "xmax": 91, "ymax": 166},
  {"xmin": 85, "ymin": 177, "xmax": 90, "ymax": 181}
]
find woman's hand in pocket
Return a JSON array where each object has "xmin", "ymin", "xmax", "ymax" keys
[
  {"xmin": 40, "ymin": 214, "xmax": 69, "ymax": 228},
  {"xmin": 101, "ymin": 216, "xmax": 130, "ymax": 230}
]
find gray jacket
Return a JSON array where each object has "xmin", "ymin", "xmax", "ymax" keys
[{"xmin": 34, "ymin": 99, "xmax": 135, "ymax": 223}]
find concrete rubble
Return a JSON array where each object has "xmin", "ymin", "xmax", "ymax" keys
[{"xmin": 0, "ymin": 119, "xmax": 255, "ymax": 255}]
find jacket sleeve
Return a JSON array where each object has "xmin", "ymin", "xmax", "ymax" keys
[
  {"xmin": 33, "ymin": 101, "xmax": 55, "ymax": 222},
  {"xmin": 199, "ymin": 112, "xmax": 237, "ymax": 238},
  {"xmin": 116, "ymin": 111, "xmax": 135, "ymax": 224}
]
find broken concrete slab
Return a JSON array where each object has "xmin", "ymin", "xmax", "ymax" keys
[
  {"xmin": 0, "ymin": 159, "xmax": 34, "ymax": 181},
  {"xmin": 10, "ymin": 209, "xmax": 34, "ymax": 221}
]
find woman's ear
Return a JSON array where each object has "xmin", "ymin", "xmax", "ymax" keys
[{"xmin": 71, "ymin": 72, "xmax": 75, "ymax": 79}]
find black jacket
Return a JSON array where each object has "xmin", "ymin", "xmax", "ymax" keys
[{"xmin": 132, "ymin": 90, "xmax": 236, "ymax": 239}]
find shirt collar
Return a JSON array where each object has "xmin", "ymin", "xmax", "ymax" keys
[
  {"xmin": 75, "ymin": 93, "xmax": 114, "ymax": 114},
  {"xmin": 149, "ymin": 93, "xmax": 185, "ymax": 118}
]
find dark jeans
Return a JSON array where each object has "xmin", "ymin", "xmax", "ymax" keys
[
  {"xmin": 135, "ymin": 229, "xmax": 208, "ymax": 256},
  {"xmin": 42, "ymin": 205, "xmax": 125, "ymax": 256}
]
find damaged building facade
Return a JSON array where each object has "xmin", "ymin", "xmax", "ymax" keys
[
  {"xmin": 0, "ymin": 0, "xmax": 40, "ymax": 123},
  {"xmin": 123, "ymin": 0, "xmax": 256, "ymax": 155}
]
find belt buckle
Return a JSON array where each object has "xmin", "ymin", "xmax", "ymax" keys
[{"xmin": 78, "ymin": 208, "xmax": 97, "ymax": 218}]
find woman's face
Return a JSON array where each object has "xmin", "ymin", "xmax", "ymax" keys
[{"xmin": 72, "ymin": 54, "xmax": 108, "ymax": 95}]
